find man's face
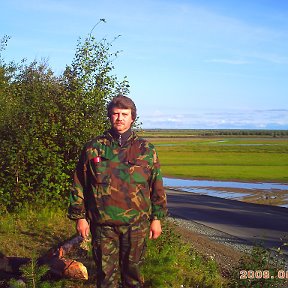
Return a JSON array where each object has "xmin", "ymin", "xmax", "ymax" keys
[{"xmin": 110, "ymin": 107, "xmax": 134, "ymax": 134}]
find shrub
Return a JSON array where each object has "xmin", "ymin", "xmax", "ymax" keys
[{"xmin": 0, "ymin": 27, "xmax": 130, "ymax": 212}]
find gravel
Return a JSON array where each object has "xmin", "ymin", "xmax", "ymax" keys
[{"xmin": 168, "ymin": 216, "xmax": 253, "ymax": 254}]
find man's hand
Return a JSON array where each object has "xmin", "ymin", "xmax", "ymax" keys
[
  {"xmin": 149, "ymin": 220, "xmax": 162, "ymax": 239},
  {"xmin": 76, "ymin": 218, "xmax": 90, "ymax": 239}
]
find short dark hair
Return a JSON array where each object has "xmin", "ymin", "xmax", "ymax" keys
[{"xmin": 107, "ymin": 95, "xmax": 137, "ymax": 121}]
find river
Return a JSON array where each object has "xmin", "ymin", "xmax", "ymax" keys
[{"xmin": 163, "ymin": 177, "xmax": 288, "ymax": 208}]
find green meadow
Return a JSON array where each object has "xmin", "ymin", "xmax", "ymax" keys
[{"xmin": 140, "ymin": 130, "xmax": 288, "ymax": 182}]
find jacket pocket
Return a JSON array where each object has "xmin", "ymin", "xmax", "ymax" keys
[
  {"xmin": 128, "ymin": 159, "xmax": 150, "ymax": 184},
  {"xmin": 90, "ymin": 157, "xmax": 111, "ymax": 185}
]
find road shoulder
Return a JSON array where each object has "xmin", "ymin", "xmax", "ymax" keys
[{"xmin": 167, "ymin": 216, "xmax": 250, "ymax": 277}]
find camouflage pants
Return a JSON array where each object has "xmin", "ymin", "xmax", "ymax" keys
[{"xmin": 90, "ymin": 221, "xmax": 149, "ymax": 288}]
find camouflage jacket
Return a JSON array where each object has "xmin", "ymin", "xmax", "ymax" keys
[{"xmin": 68, "ymin": 130, "xmax": 167, "ymax": 225}]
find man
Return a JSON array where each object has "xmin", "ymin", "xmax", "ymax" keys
[{"xmin": 68, "ymin": 95, "xmax": 167, "ymax": 287}]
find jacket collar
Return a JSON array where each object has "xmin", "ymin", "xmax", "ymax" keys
[{"xmin": 105, "ymin": 128, "xmax": 137, "ymax": 145}]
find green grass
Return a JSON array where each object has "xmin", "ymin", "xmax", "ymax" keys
[
  {"xmin": 0, "ymin": 206, "xmax": 75, "ymax": 258},
  {"xmin": 2, "ymin": 208, "xmax": 287, "ymax": 288},
  {"xmin": 0, "ymin": 207, "xmax": 226, "ymax": 288},
  {"xmin": 142, "ymin": 220, "xmax": 225, "ymax": 287},
  {"xmin": 146, "ymin": 136, "xmax": 288, "ymax": 182}
]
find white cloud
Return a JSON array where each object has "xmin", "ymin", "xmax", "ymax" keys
[{"xmin": 140, "ymin": 109, "xmax": 288, "ymax": 129}]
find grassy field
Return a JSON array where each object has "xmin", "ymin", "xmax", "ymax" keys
[
  {"xmin": 0, "ymin": 207, "xmax": 226, "ymax": 288},
  {"xmin": 139, "ymin": 131, "xmax": 288, "ymax": 182}
]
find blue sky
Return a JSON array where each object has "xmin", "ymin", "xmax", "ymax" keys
[{"xmin": 1, "ymin": 0, "xmax": 288, "ymax": 129}]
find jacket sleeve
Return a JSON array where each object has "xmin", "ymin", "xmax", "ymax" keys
[
  {"xmin": 67, "ymin": 147, "xmax": 87, "ymax": 220},
  {"xmin": 149, "ymin": 146, "xmax": 167, "ymax": 220}
]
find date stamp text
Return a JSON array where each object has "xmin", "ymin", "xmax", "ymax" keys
[{"xmin": 240, "ymin": 270, "xmax": 288, "ymax": 280}]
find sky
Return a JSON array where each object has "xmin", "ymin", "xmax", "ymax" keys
[{"xmin": 1, "ymin": 0, "xmax": 288, "ymax": 129}]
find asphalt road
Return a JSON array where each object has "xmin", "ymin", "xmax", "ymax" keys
[{"xmin": 166, "ymin": 189, "xmax": 288, "ymax": 252}]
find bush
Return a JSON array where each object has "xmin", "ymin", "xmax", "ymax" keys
[{"xmin": 0, "ymin": 28, "xmax": 129, "ymax": 212}]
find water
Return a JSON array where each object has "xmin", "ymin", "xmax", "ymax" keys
[
  {"xmin": 163, "ymin": 177, "xmax": 288, "ymax": 207},
  {"xmin": 163, "ymin": 178, "xmax": 288, "ymax": 190}
]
